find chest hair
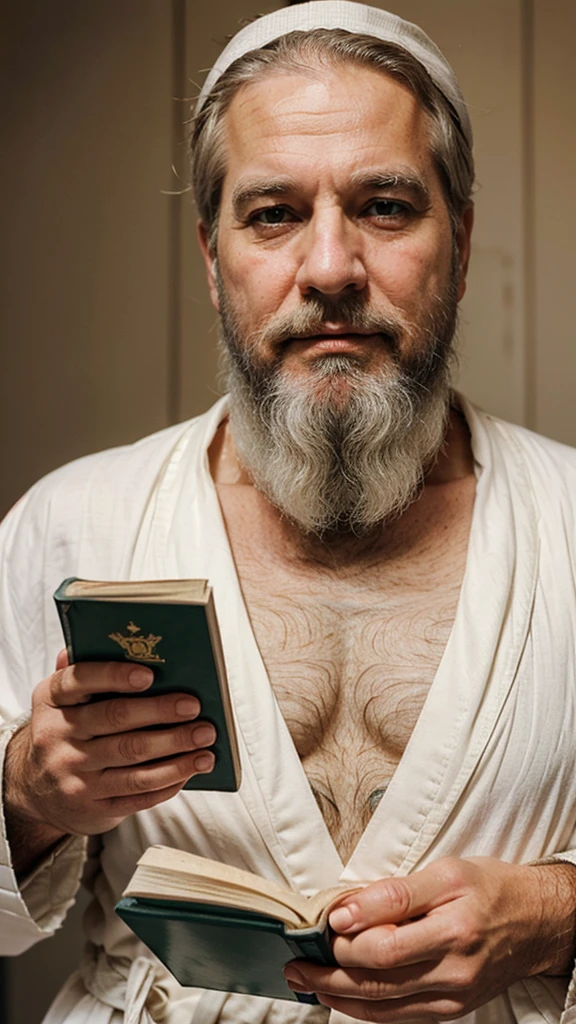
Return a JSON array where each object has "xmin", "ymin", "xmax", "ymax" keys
[{"xmin": 218, "ymin": 479, "xmax": 474, "ymax": 863}]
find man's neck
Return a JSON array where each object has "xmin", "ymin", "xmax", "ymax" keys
[{"xmin": 425, "ymin": 404, "xmax": 475, "ymax": 485}]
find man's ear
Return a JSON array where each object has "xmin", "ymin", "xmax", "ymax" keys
[
  {"xmin": 455, "ymin": 204, "xmax": 474, "ymax": 302},
  {"xmin": 197, "ymin": 220, "xmax": 220, "ymax": 312}
]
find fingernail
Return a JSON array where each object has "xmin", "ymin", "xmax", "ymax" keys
[
  {"xmin": 194, "ymin": 752, "xmax": 214, "ymax": 772},
  {"xmin": 329, "ymin": 904, "xmax": 355, "ymax": 931},
  {"xmin": 284, "ymin": 967, "xmax": 309, "ymax": 990},
  {"xmin": 129, "ymin": 667, "xmax": 154, "ymax": 689},
  {"xmin": 193, "ymin": 725, "xmax": 216, "ymax": 746},
  {"xmin": 176, "ymin": 697, "xmax": 200, "ymax": 717}
]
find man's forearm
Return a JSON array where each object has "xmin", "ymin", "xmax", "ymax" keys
[{"xmin": 3, "ymin": 725, "xmax": 67, "ymax": 878}]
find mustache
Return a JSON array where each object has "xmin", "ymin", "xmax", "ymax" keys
[{"xmin": 250, "ymin": 294, "xmax": 404, "ymax": 352}]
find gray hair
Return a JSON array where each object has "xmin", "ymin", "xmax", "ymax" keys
[{"xmin": 190, "ymin": 28, "xmax": 475, "ymax": 254}]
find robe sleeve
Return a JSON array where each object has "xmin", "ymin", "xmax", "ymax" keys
[
  {"xmin": 0, "ymin": 422, "xmax": 195, "ymax": 957},
  {"xmin": 0, "ymin": 485, "xmax": 88, "ymax": 954}
]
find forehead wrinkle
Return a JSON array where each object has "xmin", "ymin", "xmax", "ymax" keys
[
  {"xmin": 230, "ymin": 70, "xmax": 414, "ymax": 141},
  {"xmin": 236, "ymin": 110, "xmax": 369, "ymax": 146}
]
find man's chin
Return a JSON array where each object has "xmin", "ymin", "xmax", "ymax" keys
[
  {"xmin": 275, "ymin": 352, "xmax": 383, "ymax": 399},
  {"xmin": 293, "ymin": 373, "xmax": 363, "ymax": 409}
]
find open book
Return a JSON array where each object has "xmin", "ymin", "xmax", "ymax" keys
[{"xmin": 116, "ymin": 846, "xmax": 363, "ymax": 1003}]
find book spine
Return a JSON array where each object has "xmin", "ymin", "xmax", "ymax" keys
[{"xmin": 55, "ymin": 601, "xmax": 75, "ymax": 664}]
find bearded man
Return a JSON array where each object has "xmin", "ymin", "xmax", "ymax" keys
[{"xmin": 1, "ymin": 4, "xmax": 576, "ymax": 1024}]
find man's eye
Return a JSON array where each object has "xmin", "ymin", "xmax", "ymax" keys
[
  {"xmin": 251, "ymin": 206, "xmax": 292, "ymax": 225},
  {"xmin": 365, "ymin": 199, "xmax": 409, "ymax": 218}
]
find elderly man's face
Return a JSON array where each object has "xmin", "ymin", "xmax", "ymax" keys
[
  {"xmin": 198, "ymin": 63, "xmax": 473, "ymax": 534},
  {"xmin": 199, "ymin": 64, "xmax": 472, "ymax": 389}
]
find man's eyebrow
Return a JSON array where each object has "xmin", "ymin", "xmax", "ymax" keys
[
  {"xmin": 230, "ymin": 171, "xmax": 432, "ymax": 217},
  {"xmin": 350, "ymin": 171, "xmax": 431, "ymax": 207},
  {"xmin": 231, "ymin": 178, "xmax": 296, "ymax": 217}
]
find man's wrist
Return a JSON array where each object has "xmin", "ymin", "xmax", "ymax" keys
[
  {"xmin": 3, "ymin": 725, "xmax": 67, "ymax": 877},
  {"xmin": 526, "ymin": 862, "xmax": 576, "ymax": 976}
]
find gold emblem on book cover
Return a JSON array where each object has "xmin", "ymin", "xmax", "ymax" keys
[{"xmin": 109, "ymin": 621, "xmax": 165, "ymax": 663}]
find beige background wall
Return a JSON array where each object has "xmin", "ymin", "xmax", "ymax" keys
[{"xmin": 1, "ymin": 1, "xmax": 574, "ymax": 1020}]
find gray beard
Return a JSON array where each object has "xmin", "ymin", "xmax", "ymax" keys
[{"xmin": 218, "ymin": 286, "xmax": 458, "ymax": 537}]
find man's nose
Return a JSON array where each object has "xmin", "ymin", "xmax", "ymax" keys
[{"xmin": 294, "ymin": 210, "xmax": 367, "ymax": 297}]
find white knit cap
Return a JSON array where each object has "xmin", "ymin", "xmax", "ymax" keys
[{"xmin": 196, "ymin": 0, "xmax": 472, "ymax": 147}]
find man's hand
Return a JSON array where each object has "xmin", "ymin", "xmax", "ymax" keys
[
  {"xmin": 5, "ymin": 650, "xmax": 216, "ymax": 873},
  {"xmin": 284, "ymin": 857, "xmax": 576, "ymax": 1021}
]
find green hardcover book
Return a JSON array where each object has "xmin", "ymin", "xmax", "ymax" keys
[
  {"xmin": 53, "ymin": 577, "xmax": 241, "ymax": 792},
  {"xmin": 115, "ymin": 846, "xmax": 361, "ymax": 1003}
]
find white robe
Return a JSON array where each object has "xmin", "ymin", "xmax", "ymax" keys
[{"xmin": 1, "ymin": 396, "xmax": 576, "ymax": 1024}]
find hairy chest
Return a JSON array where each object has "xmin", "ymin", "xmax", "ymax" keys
[
  {"xmin": 239, "ymin": 566, "xmax": 463, "ymax": 861},
  {"xmin": 217, "ymin": 479, "xmax": 474, "ymax": 861}
]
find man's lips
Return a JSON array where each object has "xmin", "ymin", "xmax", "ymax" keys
[
  {"xmin": 283, "ymin": 331, "xmax": 387, "ymax": 354},
  {"xmin": 287, "ymin": 324, "xmax": 380, "ymax": 337}
]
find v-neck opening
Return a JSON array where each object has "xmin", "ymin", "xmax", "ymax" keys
[{"xmin": 200, "ymin": 404, "xmax": 478, "ymax": 877}]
